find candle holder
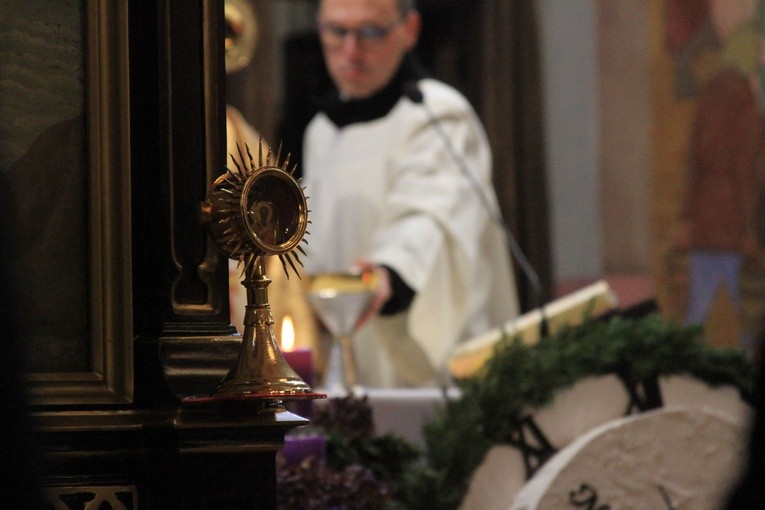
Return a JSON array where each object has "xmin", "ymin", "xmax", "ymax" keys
[{"xmin": 194, "ymin": 142, "xmax": 324, "ymax": 405}]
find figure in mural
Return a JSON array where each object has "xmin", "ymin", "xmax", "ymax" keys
[
  {"xmin": 676, "ymin": 67, "xmax": 762, "ymax": 349},
  {"xmin": 669, "ymin": 0, "xmax": 765, "ymax": 355},
  {"xmin": 4, "ymin": 115, "xmax": 91, "ymax": 373}
]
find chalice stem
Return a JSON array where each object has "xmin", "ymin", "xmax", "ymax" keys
[{"xmin": 339, "ymin": 334, "xmax": 358, "ymax": 390}]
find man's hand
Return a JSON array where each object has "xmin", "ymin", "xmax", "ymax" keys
[{"xmin": 351, "ymin": 259, "xmax": 391, "ymax": 330}]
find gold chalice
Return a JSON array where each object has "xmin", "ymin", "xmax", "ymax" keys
[{"xmin": 307, "ymin": 271, "xmax": 379, "ymax": 392}]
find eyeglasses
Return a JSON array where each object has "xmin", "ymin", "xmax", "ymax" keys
[{"xmin": 318, "ymin": 18, "xmax": 403, "ymax": 49}]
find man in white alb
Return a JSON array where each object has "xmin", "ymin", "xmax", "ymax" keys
[{"xmin": 303, "ymin": 0, "xmax": 519, "ymax": 387}]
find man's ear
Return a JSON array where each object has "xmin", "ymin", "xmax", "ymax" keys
[{"xmin": 403, "ymin": 10, "xmax": 421, "ymax": 50}]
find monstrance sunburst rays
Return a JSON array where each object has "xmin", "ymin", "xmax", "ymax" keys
[
  {"xmin": 193, "ymin": 140, "xmax": 324, "ymax": 403},
  {"xmin": 206, "ymin": 140, "xmax": 310, "ymax": 282}
]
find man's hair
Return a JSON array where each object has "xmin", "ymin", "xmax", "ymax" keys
[{"xmin": 397, "ymin": 0, "xmax": 416, "ymax": 14}]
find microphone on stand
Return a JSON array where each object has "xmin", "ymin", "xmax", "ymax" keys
[{"xmin": 403, "ymin": 81, "xmax": 549, "ymax": 337}]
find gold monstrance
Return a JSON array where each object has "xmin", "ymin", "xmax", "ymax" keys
[{"xmin": 198, "ymin": 142, "xmax": 323, "ymax": 404}]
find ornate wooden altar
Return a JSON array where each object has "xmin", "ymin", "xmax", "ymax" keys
[{"xmin": 13, "ymin": 1, "xmax": 304, "ymax": 507}]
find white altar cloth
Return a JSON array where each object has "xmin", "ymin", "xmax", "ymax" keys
[{"xmin": 315, "ymin": 387, "xmax": 461, "ymax": 448}]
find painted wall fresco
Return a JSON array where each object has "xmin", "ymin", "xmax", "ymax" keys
[
  {"xmin": 654, "ymin": 0, "xmax": 765, "ymax": 356},
  {"xmin": 0, "ymin": 1, "xmax": 90, "ymax": 372}
]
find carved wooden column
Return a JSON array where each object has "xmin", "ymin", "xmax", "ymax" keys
[{"xmin": 130, "ymin": 0, "xmax": 238, "ymax": 405}]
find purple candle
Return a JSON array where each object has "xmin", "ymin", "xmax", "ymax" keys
[
  {"xmin": 283, "ymin": 348, "xmax": 313, "ymax": 386},
  {"xmin": 280, "ymin": 315, "xmax": 314, "ymax": 385},
  {"xmin": 278, "ymin": 433, "xmax": 327, "ymax": 467},
  {"xmin": 280, "ymin": 316, "xmax": 315, "ymax": 417}
]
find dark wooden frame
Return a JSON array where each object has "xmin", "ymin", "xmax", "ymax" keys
[{"xmin": 26, "ymin": 0, "xmax": 133, "ymax": 406}]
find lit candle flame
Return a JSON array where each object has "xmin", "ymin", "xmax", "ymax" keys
[{"xmin": 281, "ymin": 315, "xmax": 295, "ymax": 352}]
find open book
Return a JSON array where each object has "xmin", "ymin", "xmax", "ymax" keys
[{"xmin": 448, "ymin": 280, "xmax": 619, "ymax": 379}]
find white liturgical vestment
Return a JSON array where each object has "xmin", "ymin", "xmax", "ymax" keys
[{"xmin": 303, "ymin": 78, "xmax": 519, "ymax": 387}]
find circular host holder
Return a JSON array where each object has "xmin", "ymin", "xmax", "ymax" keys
[{"xmin": 194, "ymin": 142, "xmax": 324, "ymax": 405}]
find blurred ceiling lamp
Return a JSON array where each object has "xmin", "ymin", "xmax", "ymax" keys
[{"xmin": 224, "ymin": 0, "xmax": 259, "ymax": 74}]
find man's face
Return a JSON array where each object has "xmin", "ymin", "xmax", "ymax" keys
[{"xmin": 318, "ymin": 0, "xmax": 420, "ymax": 100}]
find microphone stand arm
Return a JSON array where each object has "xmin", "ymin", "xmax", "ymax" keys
[{"xmin": 418, "ymin": 97, "xmax": 549, "ymax": 337}]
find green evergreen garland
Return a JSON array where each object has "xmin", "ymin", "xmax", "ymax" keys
[
  {"xmin": 397, "ymin": 312, "xmax": 755, "ymax": 509},
  {"xmin": 281, "ymin": 313, "xmax": 755, "ymax": 509}
]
